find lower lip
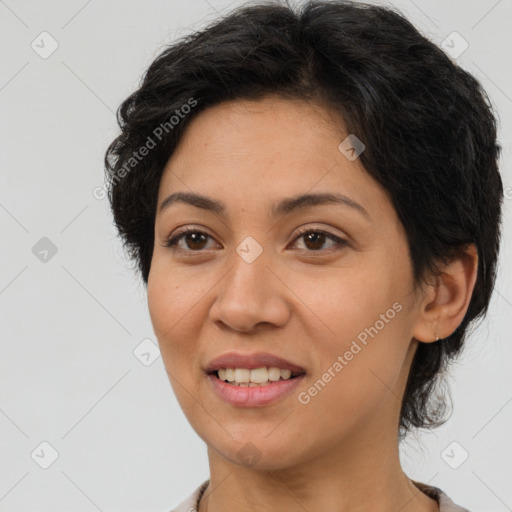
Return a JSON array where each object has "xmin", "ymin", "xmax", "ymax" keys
[{"xmin": 207, "ymin": 373, "xmax": 306, "ymax": 407}]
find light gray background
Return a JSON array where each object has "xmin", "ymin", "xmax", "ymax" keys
[{"xmin": 1, "ymin": 0, "xmax": 511, "ymax": 511}]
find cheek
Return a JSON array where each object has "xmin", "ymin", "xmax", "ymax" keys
[
  {"xmin": 147, "ymin": 263, "xmax": 207, "ymax": 338},
  {"xmin": 288, "ymin": 261, "xmax": 402, "ymax": 345},
  {"xmin": 147, "ymin": 270, "xmax": 194, "ymax": 367},
  {"xmin": 147, "ymin": 271, "xmax": 207, "ymax": 411},
  {"xmin": 294, "ymin": 310, "xmax": 411, "ymax": 449},
  {"xmin": 290, "ymin": 262, "xmax": 412, "ymax": 405}
]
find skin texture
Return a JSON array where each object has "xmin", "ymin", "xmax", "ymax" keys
[{"xmin": 147, "ymin": 96, "xmax": 478, "ymax": 512}]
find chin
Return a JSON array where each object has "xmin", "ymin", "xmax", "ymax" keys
[{"xmin": 207, "ymin": 433, "xmax": 308, "ymax": 471}]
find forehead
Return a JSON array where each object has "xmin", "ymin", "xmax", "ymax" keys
[{"xmin": 157, "ymin": 96, "xmax": 390, "ymax": 221}]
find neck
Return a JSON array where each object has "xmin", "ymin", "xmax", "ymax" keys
[{"xmin": 198, "ymin": 424, "xmax": 438, "ymax": 512}]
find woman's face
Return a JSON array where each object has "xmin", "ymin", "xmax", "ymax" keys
[{"xmin": 148, "ymin": 96, "xmax": 427, "ymax": 470}]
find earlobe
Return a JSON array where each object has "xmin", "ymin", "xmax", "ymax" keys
[{"xmin": 412, "ymin": 243, "xmax": 479, "ymax": 344}]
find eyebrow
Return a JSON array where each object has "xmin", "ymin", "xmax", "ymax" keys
[{"xmin": 158, "ymin": 191, "xmax": 371, "ymax": 221}]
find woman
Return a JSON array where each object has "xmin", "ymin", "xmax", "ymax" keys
[{"xmin": 104, "ymin": 1, "xmax": 503, "ymax": 510}]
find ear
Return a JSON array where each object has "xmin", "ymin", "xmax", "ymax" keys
[{"xmin": 412, "ymin": 243, "xmax": 479, "ymax": 343}]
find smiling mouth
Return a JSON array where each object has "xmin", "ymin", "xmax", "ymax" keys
[{"xmin": 208, "ymin": 367, "xmax": 305, "ymax": 387}]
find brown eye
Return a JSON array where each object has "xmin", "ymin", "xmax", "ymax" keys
[
  {"xmin": 165, "ymin": 228, "xmax": 215, "ymax": 251},
  {"xmin": 163, "ymin": 227, "xmax": 347, "ymax": 254},
  {"xmin": 303, "ymin": 231, "xmax": 328, "ymax": 250},
  {"xmin": 291, "ymin": 228, "xmax": 347, "ymax": 252}
]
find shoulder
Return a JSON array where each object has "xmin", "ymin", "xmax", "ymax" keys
[
  {"xmin": 412, "ymin": 480, "xmax": 471, "ymax": 512},
  {"xmin": 169, "ymin": 480, "xmax": 209, "ymax": 512}
]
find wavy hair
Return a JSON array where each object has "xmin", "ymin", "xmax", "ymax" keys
[{"xmin": 104, "ymin": 0, "xmax": 504, "ymax": 439}]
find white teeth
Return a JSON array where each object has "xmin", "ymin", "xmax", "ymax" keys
[
  {"xmin": 280, "ymin": 369, "xmax": 292, "ymax": 379},
  {"xmin": 215, "ymin": 366, "xmax": 299, "ymax": 385},
  {"xmin": 234, "ymin": 368, "xmax": 250, "ymax": 382},
  {"xmin": 250, "ymin": 367, "xmax": 268, "ymax": 383},
  {"xmin": 268, "ymin": 367, "xmax": 281, "ymax": 381}
]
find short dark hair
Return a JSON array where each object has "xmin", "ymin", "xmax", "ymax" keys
[{"xmin": 104, "ymin": 0, "xmax": 504, "ymax": 439}]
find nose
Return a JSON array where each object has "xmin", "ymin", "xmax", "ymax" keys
[{"xmin": 208, "ymin": 247, "xmax": 291, "ymax": 333}]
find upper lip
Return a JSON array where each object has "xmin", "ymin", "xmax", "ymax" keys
[{"xmin": 205, "ymin": 352, "xmax": 306, "ymax": 375}]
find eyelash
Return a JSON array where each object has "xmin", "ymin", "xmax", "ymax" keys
[{"xmin": 163, "ymin": 226, "xmax": 348, "ymax": 254}]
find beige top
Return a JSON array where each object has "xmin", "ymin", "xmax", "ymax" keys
[{"xmin": 169, "ymin": 479, "xmax": 471, "ymax": 511}]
